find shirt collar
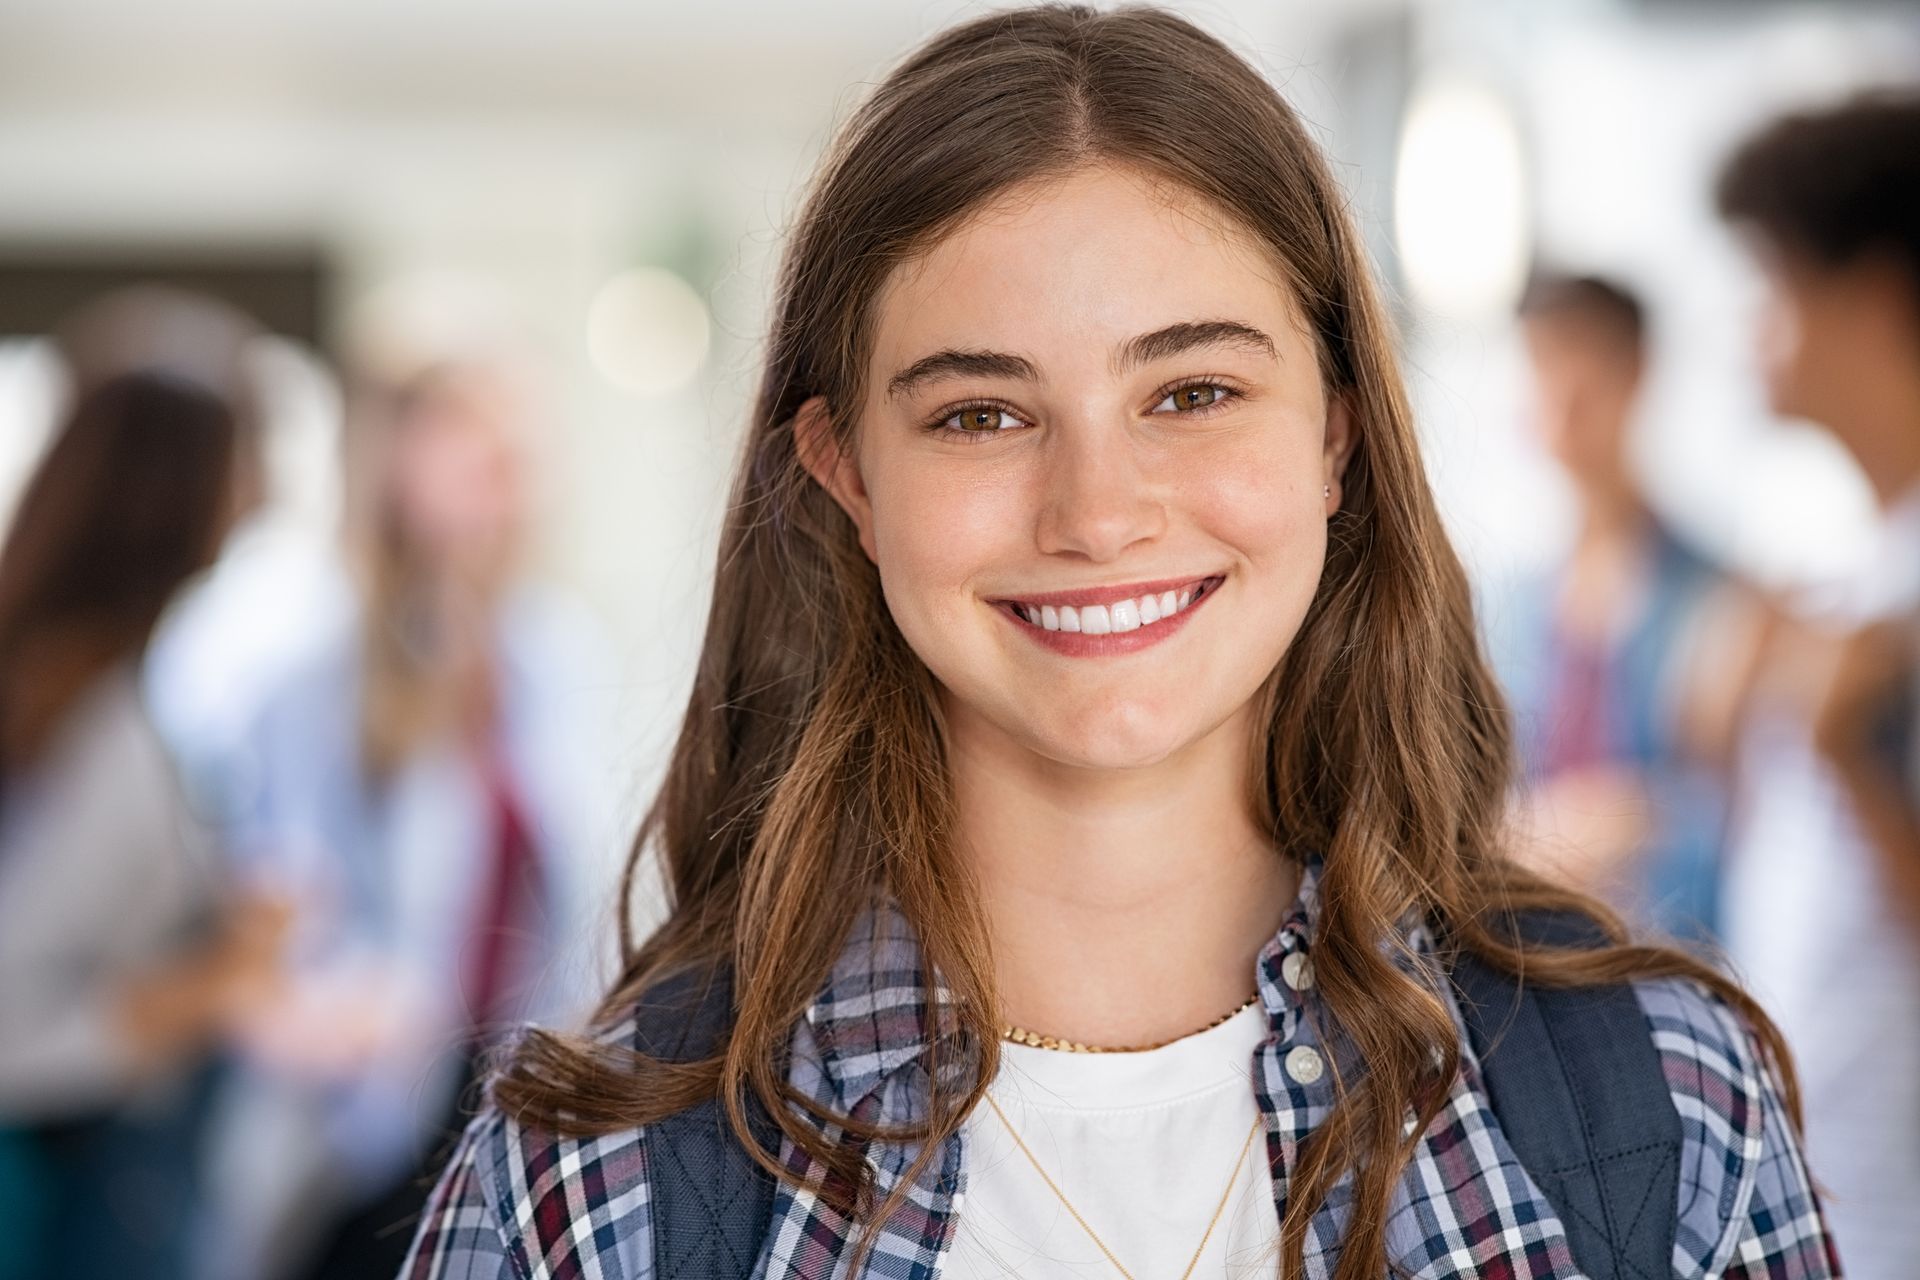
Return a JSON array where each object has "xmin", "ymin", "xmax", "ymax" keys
[
  {"xmin": 1255, "ymin": 850, "xmax": 1322, "ymax": 1017},
  {"xmin": 800, "ymin": 895, "xmax": 960, "ymax": 1110}
]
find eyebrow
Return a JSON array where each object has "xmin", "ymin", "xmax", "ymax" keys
[
  {"xmin": 886, "ymin": 349, "xmax": 1038, "ymax": 400},
  {"xmin": 884, "ymin": 318, "xmax": 1279, "ymax": 400},
  {"xmin": 1119, "ymin": 319, "xmax": 1277, "ymax": 370}
]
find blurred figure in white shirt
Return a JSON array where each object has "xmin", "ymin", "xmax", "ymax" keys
[
  {"xmin": 1714, "ymin": 89, "xmax": 1920, "ymax": 1280},
  {"xmin": 200, "ymin": 333, "xmax": 626, "ymax": 1280}
]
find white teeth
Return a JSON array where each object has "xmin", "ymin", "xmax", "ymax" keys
[{"xmin": 1021, "ymin": 580, "xmax": 1214, "ymax": 633}]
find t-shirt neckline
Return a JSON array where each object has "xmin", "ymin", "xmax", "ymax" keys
[{"xmin": 989, "ymin": 999, "xmax": 1270, "ymax": 1113}]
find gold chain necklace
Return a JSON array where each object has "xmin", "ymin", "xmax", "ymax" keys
[
  {"xmin": 1000, "ymin": 992, "xmax": 1261, "ymax": 1054},
  {"xmin": 982, "ymin": 1091, "xmax": 1263, "ymax": 1280}
]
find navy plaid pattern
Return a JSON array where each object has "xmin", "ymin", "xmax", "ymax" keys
[{"xmin": 402, "ymin": 861, "xmax": 1838, "ymax": 1279}]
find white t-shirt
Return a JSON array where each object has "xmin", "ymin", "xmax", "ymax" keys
[
  {"xmin": 945, "ymin": 1000, "xmax": 1278, "ymax": 1279},
  {"xmin": 1719, "ymin": 484, "xmax": 1920, "ymax": 1280}
]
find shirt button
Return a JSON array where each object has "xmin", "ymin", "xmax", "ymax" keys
[
  {"xmin": 1284, "ymin": 1045, "xmax": 1324, "ymax": 1085},
  {"xmin": 1281, "ymin": 952, "xmax": 1313, "ymax": 991}
]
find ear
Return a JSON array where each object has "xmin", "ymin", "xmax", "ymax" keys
[
  {"xmin": 790, "ymin": 395, "xmax": 878, "ymax": 562},
  {"xmin": 1322, "ymin": 390, "xmax": 1359, "ymax": 514}
]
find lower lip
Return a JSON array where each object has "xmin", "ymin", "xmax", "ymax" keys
[{"xmin": 993, "ymin": 577, "xmax": 1222, "ymax": 657}]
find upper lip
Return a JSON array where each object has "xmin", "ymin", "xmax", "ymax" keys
[{"xmin": 989, "ymin": 574, "xmax": 1223, "ymax": 608}]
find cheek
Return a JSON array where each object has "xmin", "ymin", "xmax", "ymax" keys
[
  {"xmin": 864, "ymin": 454, "xmax": 1025, "ymax": 626},
  {"xmin": 1183, "ymin": 431, "xmax": 1328, "ymax": 587},
  {"xmin": 1758, "ymin": 292, "xmax": 1813, "ymax": 402}
]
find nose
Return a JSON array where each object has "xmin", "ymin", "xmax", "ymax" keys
[{"xmin": 1033, "ymin": 416, "xmax": 1166, "ymax": 561}]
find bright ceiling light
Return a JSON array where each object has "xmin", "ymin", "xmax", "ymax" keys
[
  {"xmin": 1394, "ymin": 76, "xmax": 1530, "ymax": 322},
  {"xmin": 586, "ymin": 267, "xmax": 711, "ymax": 397}
]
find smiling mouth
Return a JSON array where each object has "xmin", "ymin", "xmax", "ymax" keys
[{"xmin": 991, "ymin": 575, "xmax": 1224, "ymax": 635}]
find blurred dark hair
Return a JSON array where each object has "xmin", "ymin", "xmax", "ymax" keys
[
  {"xmin": 1518, "ymin": 270, "xmax": 1646, "ymax": 357},
  {"xmin": 1716, "ymin": 89, "xmax": 1920, "ymax": 281},
  {"xmin": 0, "ymin": 370, "xmax": 246, "ymax": 778}
]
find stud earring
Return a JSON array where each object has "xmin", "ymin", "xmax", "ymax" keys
[{"xmin": 1323, "ymin": 483, "xmax": 1331, "ymax": 499}]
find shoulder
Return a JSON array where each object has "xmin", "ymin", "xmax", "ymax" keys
[
  {"xmin": 402, "ymin": 1108, "xmax": 526, "ymax": 1279},
  {"xmin": 25, "ymin": 668, "xmax": 201, "ymax": 847},
  {"xmin": 1633, "ymin": 976, "xmax": 1764, "ymax": 1197},
  {"xmin": 403, "ymin": 1060, "xmax": 657, "ymax": 1280},
  {"xmin": 51, "ymin": 668, "xmax": 174, "ymax": 788},
  {"xmin": 402, "ymin": 970, "xmax": 762, "ymax": 1279},
  {"xmin": 1631, "ymin": 975, "xmax": 1837, "ymax": 1277}
]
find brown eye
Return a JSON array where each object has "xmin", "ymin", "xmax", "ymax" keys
[
  {"xmin": 941, "ymin": 405, "xmax": 1021, "ymax": 433},
  {"xmin": 1155, "ymin": 383, "xmax": 1232, "ymax": 414}
]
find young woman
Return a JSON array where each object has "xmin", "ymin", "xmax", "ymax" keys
[
  {"xmin": 210, "ymin": 349, "xmax": 617, "ymax": 1280},
  {"xmin": 405, "ymin": 7, "xmax": 1836, "ymax": 1277},
  {"xmin": 0, "ymin": 289, "xmax": 285, "ymax": 1279}
]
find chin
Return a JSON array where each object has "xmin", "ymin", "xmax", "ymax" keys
[{"xmin": 1018, "ymin": 701, "xmax": 1203, "ymax": 773}]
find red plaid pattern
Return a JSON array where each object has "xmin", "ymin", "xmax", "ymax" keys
[{"xmin": 404, "ymin": 859, "xmax": 1839, "ymax": 1278}]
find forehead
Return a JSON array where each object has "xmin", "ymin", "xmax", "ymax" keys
[{"xmin": 867, "ymin": 164, "xmax": 1315, "ymax": 378}]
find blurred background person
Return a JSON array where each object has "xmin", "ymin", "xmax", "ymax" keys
[
  {"xmin": 199, "ymin": 333, "xmax": 622, "ymax": 1280},
  {"xmin": 1713, "ymin": 89, "xmax": 1920, "ymax": 1280},
  {"xmin": 1489, "ymin": 272, "xmax": 1741, "ymax": 944},
  {"xmin": 0, "ymin": 289, "xmax": 289, "ymax": 1280}
]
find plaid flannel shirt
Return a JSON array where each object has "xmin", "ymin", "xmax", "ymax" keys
[{"xmin": 402, "ymin": 858, "xmax": 1839, "ymax": 1279}]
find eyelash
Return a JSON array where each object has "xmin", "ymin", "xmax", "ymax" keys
[{"xmin": 922, "ymin": 377, "xmax": 1245, "ymax": 443}]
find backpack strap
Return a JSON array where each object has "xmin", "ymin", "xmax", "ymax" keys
[
  {"xmin": 1448, "ymin": 911, "xmax": 1682, "ymax": 1280},
  {"xmin": 634, "ymin": 967, "xmax": 779, "ymax": 1279}
]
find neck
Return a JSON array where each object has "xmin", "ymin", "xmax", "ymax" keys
[
  {"xmin": 1573, "ymin": 485, "xmax": 1648, "ymax": 550},
  {"xmin": 947, "ymin": 698, "xmax": 1297, "ymax": 1051}
]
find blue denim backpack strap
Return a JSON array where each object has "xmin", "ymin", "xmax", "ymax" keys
[
  {"xmin": 634, "ymin": 967, "xmax": 779, "ymax": 1279},
  {"xmin": 1448, "ymin": 910, "xmax": 1682, "ymax": 1280}
]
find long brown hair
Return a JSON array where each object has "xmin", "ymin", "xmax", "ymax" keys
[
  {"xmin": 0, "ymin": 294, "xmax": 258, "ymax": 783},
  {"xmin": 498, "ymin": 7, "xmax": 1801, "ymax": 1275}
]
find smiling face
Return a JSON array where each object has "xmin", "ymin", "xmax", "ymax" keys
[{"xmin": 800, "ymin": 163, "xmax": 1354, "ymax": 773}]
